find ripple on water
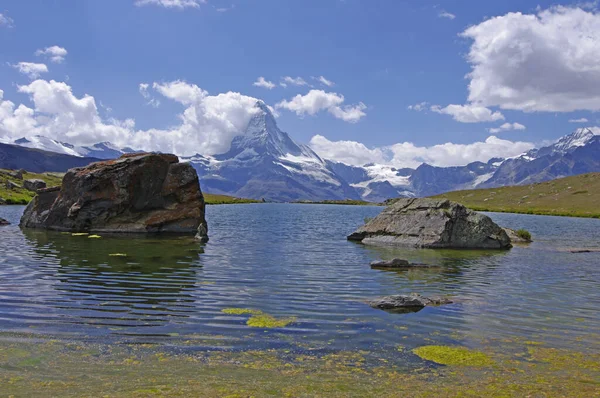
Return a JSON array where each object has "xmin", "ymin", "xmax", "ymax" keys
[{"xmin": 0, "ymin": 204, "xmax": 598, "ymax": 356}]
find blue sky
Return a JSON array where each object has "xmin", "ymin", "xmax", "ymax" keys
[{"xmin": 1, "ymin": 0, "xmax": 599, "ymax": 167}]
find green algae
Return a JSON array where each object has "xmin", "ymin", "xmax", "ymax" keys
[
  {"xmin": 246, "ymin": 314, "xmax": 296, "ymax": 328},
  {"xmin": 413, "ymin": 345, "xmax": 494, "ymax": 367},
  {"xmin": 221, "ymin": 308, "xmax": 264, "ymax": 315},
  {"xmin": 88, "ymin": 234, "xmax": 102, "ymax": 239},
  {"xmin": 1, "ymin": 339, "xmax": 599, "ymax": 397}
]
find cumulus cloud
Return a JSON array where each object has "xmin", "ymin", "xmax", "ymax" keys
[
  {"xmin": 488, "ymin": 122, "xmax": 526, "ymax": 134},
  {"xmin": 276, "ymin": 90, "xmax": 366, "ymax": 123},
  {"xmin": 309, "ymin": 134, "xmax": 534, "ymax": 168},
  {"xmin": 569, "ymin": 117, "xmax": 589, "ymax": 123},
  {"xmin": 315, "ymin": 76, "xmax": 335, "ymax": 87},
  {"xmin": 0, "ymin": 79, "xmax": 264, "ymax": 156},
  {"xmin": 35, "ymin": 46, "xmax": 68, "ymax": 64},
  {"xmin": 253, "ymin": 77, "xmax": 276, "ymax": 90},
  {"xmin": 281, "ymin": 76, "xmax": 308, "ymax": 87},
  {"xmin": 135, "ymin": 0, "xmax": 205, "ymax": 9},
  {"xmin": 462, "ymin": 6, "xmax": 600, "ymax": 112},
  {"xmin": 12, "ymin": 62, "xmax": 49, "ymax": 79},
  {"xmin": 430, "ymin": 103, "xmax": 504, "ymax": 123},
  {"xmin": 0, "ymin": 12, "xmax": 14, "ymax": 28},
  {"xmin": 439, "ymin": 11, "xmax": 456, "ymax": 20}
]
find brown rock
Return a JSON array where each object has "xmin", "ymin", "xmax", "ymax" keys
[{"xmin": 20, "ymin": 153, "xmax": 208, "ymax": 237}]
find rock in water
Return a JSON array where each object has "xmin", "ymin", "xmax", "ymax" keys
[
  {"xmin": 502, "ymin": 228, "xmax": 532, "ymax": 243},
  {"xmin": 20, "ymin": 153, "xmax": 208, "ymax": 236},
  {"xmin": 370, "ymin": 258, "xmax": 439, "ymax": 269},
  {"xmin": 368, "ymin": 293, "xmax": 452, "ymax": 312},
  {"xmin": 348, "ymin": 198, "xmax": 511, "ymax": 249},
  {"xmin": 23, "ymin": 179, "xmax": 47, "ymax": 192},
  {"xmin": 0, "ymin": 218, "xmax": 10, "ymax": 226}
]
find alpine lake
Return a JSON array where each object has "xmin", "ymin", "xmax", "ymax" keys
[{"xmin": 0, "ymin": 204, "xmax": 598, "ymax": 397}]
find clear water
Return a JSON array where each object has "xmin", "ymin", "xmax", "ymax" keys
[{"xmin": 0, "ymin": 204, "xmax": 598, "ymax": 359}]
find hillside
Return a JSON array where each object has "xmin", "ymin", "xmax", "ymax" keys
[
  {"xmin": 0, "ymin": 170, "xmax": 63, "ymax": 204},
  {"xmin": 432, "ymin": 173, "xmax": 600, "ymax": 218}
]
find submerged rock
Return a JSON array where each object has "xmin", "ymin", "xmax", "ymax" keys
[
  {"xmin": 23, "ymin": 179, "xmax": 47, "ymax": 192},
  {"xmin": 370, "ymin": 258, "xmax": 439, "ymax": 269},
  {"xmin": 348, "ymin": 198, "xmax": 511, "ymax": 249},
  {"xmin": 368, "ymin": 293, "xmax": 452, "ymax": 312},
  {"xmin": 20, "ymin": 153, "xmax": 208, "ymax": 236},
  {"xmin": 0, "ymin": 217, "xmax": 10, "ymax": 226}
]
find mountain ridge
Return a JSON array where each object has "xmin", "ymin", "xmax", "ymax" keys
[{"xmin": 3, "ymin": 105, "xmax": 599, "ymax": 202}]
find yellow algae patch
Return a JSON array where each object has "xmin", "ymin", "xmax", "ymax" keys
[
  {"xmin": 71, "ymin": 233, "xmax": 89, "ymax": 236},
  {"xmin": 246, "ymin": 314, "xmax": 296, "ymax": 328},
  {"xmin": 413, "ymin": 345, "xmax": 494, "ymax": 367},
  {"xmin": 221, "ymin": 308, "xmax": 263, "ymax": 315},
  {"xmin": 88, "ymin": 235, "xmax": 102, "ymax": 239},
  {"xmin": 108, "ymin": 253, "xmax": 127, "ymax": 257}
]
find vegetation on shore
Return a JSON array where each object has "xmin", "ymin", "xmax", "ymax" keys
[
  {"xmin": 203, "ymin": 193, "xmax": 261, "ymax": 205},
  {"xmin": 0, "ymin": 170, "xmax": 62, "ymax": 204},
  {"xmin": 295, "ymin": 199, "xmax": 381, "ymax": 206},
  {"xmin": 432, "ymin": 172, "xmax": 600, "ymax": 218}
]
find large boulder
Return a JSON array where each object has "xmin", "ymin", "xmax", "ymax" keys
[
  {"xmin": 23, "ymin": 179, "xmax": 47, "ymax": 192},
  {"xmin": 20, "ymin": 153, "xmax": 208, "ymax": 238},
  {"xmin": 348, "ymin": 198, "xmax": 511, "ymax": 249}
]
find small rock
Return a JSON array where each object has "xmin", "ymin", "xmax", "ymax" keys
[
  {"xmin": 195, "ymin": 223, "xmax": 209, "ymax": 243},
  {"xmin": 370, "ymin": 258, "xmax": 439, "ymax": 269},
  {"xmin": 5, "ymin": 180, "xmax": 21, "ymax": 190},
  {"xmin": 502, "ymin": 228, "xmax": 532, "ymax": 243},
  {"xmin": 0, "ymin": 218, "xmax": 10, "ymax": 226},
  {"xmin": 570, "ymin": 249, "xmax": 600, "ymax": 253},
  {"xmin": 23, "ymin": 179, "xmax": 47, "ymax": 192},
  {"xmin": 368, "ymin": 293, "xmax": 452, "ymax": 313}
]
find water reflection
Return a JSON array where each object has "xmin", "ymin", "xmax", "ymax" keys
[{"xmin": 20, "ymin": 229, "xmax": 205, "ymax": 334}]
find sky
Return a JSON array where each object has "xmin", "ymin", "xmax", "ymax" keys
[{"xmin": 1, "ymin": 0, "xmax": 600, "ymax": 168}]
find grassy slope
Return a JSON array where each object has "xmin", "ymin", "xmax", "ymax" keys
[
  {"xmin": 432, "ymin": 172, "xmax": 600, "ymax": 218},
  {"xmin": 0, "ymin": 170, "xmax": 62, "ymax": 204},
  {"xmin": 203, "ymin": 193, "xmax": 261, "ymax": 205}
]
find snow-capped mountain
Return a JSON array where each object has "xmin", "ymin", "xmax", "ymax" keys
[
  {"xmin": 5, "ymin": 117, "xmax": 600, "ymax": 202},
  {"xmin": 12, "ymin": 136, "xmax": 137, "ymax": 160}
]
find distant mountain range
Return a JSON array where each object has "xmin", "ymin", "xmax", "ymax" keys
[{"xmin": 2, "ymin": 102, "xmax": 599, "ymax": 202}]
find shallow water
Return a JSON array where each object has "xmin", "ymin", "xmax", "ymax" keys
[{"xmin": 0, "ymin": 204, "xmax": 598, "ymax": 361}]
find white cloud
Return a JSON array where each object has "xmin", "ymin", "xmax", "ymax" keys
[
  {"xmin": 253, "ymin": 77, "xmax": 276, "ymax": 90},
  {"xmin": 439, "ymin": 11, "xmax": 456, "ymax": 20},
  {"xmin": 569, "ymin": 117, "xmax": 589, "ymax": 123},
  {"xmin": 309, "ymin": 134, "xmax": 534, "ymax": 168},
  {"xmin": 35, "ymin": 46, "xmax": 68, "ymax": 64},
  {"xmin": 281, "ymin": 76, "xmax": 308, "ymax": 87},
  {"xmin": 215, "ymin": 4, "xmax": 234, "ymax": 12},
  {"xmin": 315, "ymin": 76, "xmax": 335, "ymax": 87},
  {"xmin": 462, "ymin": 6, "xmax": 600, "ymax": 112},
  {"xmin": 139, "ymin": 83, "xmax": 160, "ymax": 108},
  {"xmin": 431, "ymin": 103, "xmax": 505, "ymax": 123},
  {"xmin": 12, "ymin": 62, "xmax": 49, "ymax": 79},
  {"xmin": 0, "ymin": 79, "xmax": 264, "ymax": 157},
  {"xmin": 488, "ymin": 122, "xmax": 526, "ymax": 134},
  {"xmin": 135, "ymin": 0, "xmax": 205, "ymax": 9},
  {"xmin": 407, "ymin": 101, "xmax": 429, "ymax": 111},
  {"xmin": 0, "ymin": 12, "xmax": 14, "ymax": 28},
  {"xmin": 276, "ymin": 89, "xmax": 367, "ymax": 123}
]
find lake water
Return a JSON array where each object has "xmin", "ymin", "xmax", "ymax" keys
[{"xmin": 0, "ymin": 204, "xmax": 598, "ymax": 364}]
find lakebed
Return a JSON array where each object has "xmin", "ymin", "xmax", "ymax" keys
[{"xmin": 0, "ymin": 204, "xmax": 598, "ymax": 396}]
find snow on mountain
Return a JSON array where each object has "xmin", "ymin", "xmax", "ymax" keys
[{"xmin": 14, "ymin": 136, "xmax": 83, "ymax": 157}]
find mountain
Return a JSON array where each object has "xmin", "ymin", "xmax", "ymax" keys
[
  {"xmin": 189, "ymin": 102, "xmax": 360, "ymax": 202},
  {"xmin": 0, "ymin": 143, "xmax": 101, "ymax": 173},
  {"xmin": 481, "ymin": 128, "xmax": 600, "ymax": 188},
  {"xmin": 5, "ymin": 116, "xmax": 600, "ymax": 202}
]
